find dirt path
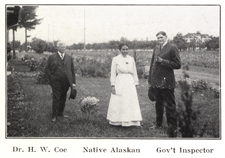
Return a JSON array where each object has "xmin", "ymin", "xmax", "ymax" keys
[
  {"xmin": 174, "ymin": 69, "xmax": 219, "ymax": 83},
  {"xmin": 144, "ymin": 66, "xmax": 220, "ymax": 90}
]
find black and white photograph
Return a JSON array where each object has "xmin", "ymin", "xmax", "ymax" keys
[{"xmin": 1, "ymin": 1, "xmax": 224, "ymax": 158}]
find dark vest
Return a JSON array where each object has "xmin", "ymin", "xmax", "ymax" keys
[{"xmin": 53, "ymin": 55, "xmax": 67, "ymax": 79}]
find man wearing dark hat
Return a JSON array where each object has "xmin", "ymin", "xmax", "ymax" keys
[
  {"xmin": 45, "ymin": 41, "xmax": 76, "ymax": 122},
  {"xmin": 148, "ymin": 31, "xmax": 181, "ymax": 137}
]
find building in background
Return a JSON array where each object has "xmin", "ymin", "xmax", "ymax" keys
[
  {"xmin": 6, "ymin": 5, "xmax": 21, "ymax": 74},
  {"xmin": 7, "ymin": 6, "xmax": 21, "ymax": 60},
  {"xmin": 183, "ymin": 31, "xmax": 212, "ymax": 43}
]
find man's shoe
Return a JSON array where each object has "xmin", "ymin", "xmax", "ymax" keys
[
  {"xmin": 150, "ymin": 124, "xmax": 162, "ymax": 129},
  {"xmin": 51, "ymin": 117, "xmax": 57, "ymax": 122},
  {"xmin": 58, "ymin": 114, "xmax": 69, "ymax": 118},
  {"xmin": 167, "ymin": 130, "xmax": 177, "ymax": 138}
]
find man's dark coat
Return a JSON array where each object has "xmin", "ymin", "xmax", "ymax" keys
[
  {"xmin": 45, "ymin": 53, "xmax": 76, "ymax": 100},
  {"xmin": 148, "ymin": 43, "xmax": 181, "ymax": 89}
]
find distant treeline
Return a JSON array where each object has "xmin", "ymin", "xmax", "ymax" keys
[
  {"xmin": 11, "ymin": 33, "xmax": 219, "ymax": 53},
  {"xmin": 67, "ymin": 39, "xmax": 158, "ymax": 50}
]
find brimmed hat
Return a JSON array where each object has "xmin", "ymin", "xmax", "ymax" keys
[
  {"xmin": 69, "ymin": 88, "xmax": 77, "ymax": 99},
  {"xmin": 148, "ymin": 87, "xmax": 156, "ymax": 101}
]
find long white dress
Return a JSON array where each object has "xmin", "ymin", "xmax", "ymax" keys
[{"xmin": 107, "ymin": 54, "xmax": 142, "ymax": 126}]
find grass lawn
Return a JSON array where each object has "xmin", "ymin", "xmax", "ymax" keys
[{"xmin": 6, "ymin": 59, "xmax": 220, "ymax": 138}]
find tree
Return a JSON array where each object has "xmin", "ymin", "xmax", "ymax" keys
[
  {"xmin": 120, "ymin": 37, "xmax": 128, "ymax": 42},
  {"xmin": 46, "ymin": 41, "xmax": 58, "ymax": 53},
  {"xmin": 19, "ymin": 6, "xmax": 42, "ymax": 52},
  {"xmin": 30, "ymin": 37, "xmax": 47, "ymax": 53},
  {"xmin": 205, "ymin": 37, "xmax": 219, "ymax": 50},
  {"xmin": 172, "ymin": 33, "xmax": 188, "ymax": 51},
  {"xmin": 188, "ymin": 39, "xmax": 197, "ymax": 51},
  {"xmin": 196, "ymin": 31, "xmax": 201, "ymax": 35},
  {"xmin": 13, "ymin": 40, "xmax": 21, "ymax": 50},
  {"xmin": 199, "ymin": 41, "xmax": 206, "ymax": 51},
  {"xmin": 148, "ymin": 40, "xmax": 158, "ymax": 49},
  {"xmin": 108, "ymin": 40, "xmax": 119, "ymax": 50}
]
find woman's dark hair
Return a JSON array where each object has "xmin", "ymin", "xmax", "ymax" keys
[
  {"xmin": 118, "ymin": 43, "xmax": 129, "ymax": 50},
  {"xmin": 156, "ymin": 31, "xmax": 167, "ymax": 37}
]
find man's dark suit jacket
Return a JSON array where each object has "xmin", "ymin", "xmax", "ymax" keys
[
  {"xmin": 45, "ymin": 53, "xmax": 76, "ymax": 89},
  {"xmin": 148, "ymin": 43, "xmax": 181, "ymax": 89}
]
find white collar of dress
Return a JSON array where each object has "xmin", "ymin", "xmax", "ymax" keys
[{"xmin": 120, "ymin": 54, "xmax": 128, "ymax": 58}]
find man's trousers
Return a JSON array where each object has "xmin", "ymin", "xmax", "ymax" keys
[
  {"xmin": 50, "ymin": 75, "xmax": 70, "ymax": 118},
  {"xmin": 153, "ymin": 88, "xmax": 177, "ymax": 137}
]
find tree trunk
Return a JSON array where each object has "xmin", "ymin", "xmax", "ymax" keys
[
  {"xmin": 25, "ymin": 28, "xmax": 27, "ymax": 52},
  {"xmin": 133, "ymin": 49, "xmax": 137, "ymax": 62},
  {"xmin": 12, "ymin": 29, "xmax": 16, "ymax": 59}
]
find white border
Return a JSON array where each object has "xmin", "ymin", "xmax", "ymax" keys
[{"xmin": 1, "ymin": 1, "xmax": 224, "ymax": 158}]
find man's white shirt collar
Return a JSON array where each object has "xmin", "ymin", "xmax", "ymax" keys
[
  {"xmin": 58, "ymin": 51, "xmax": 65, "ymax": 58},
  {"xmin": 161, "ymin": 40, "xmax": 168, "ymax": 49}
]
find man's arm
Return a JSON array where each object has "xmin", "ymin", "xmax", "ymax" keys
[
  {"xmin": 45, "ymin": 56, "xmax": 52, "ymax": 80},
  {"xmin": 160, "ymin": 45, "xmax": 181, "ymax": 69},
  {"xmin": 148, "ymin": 50, "xmax": 155, "ymax": 86},
  {"xmin": 71, "ymin": 57, "xmax": 76, "ymax": 88}
]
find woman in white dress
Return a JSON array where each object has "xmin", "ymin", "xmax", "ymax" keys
[{"xmin": 107, "ymin": 43, "xmax": 142, "ymax": 127}]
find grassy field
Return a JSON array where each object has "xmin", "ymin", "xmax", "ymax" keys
[{"xmin": 6, "ymin": 59, "xmax": 220, "ymax": 138}]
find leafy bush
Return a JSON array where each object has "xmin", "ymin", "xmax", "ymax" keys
[
  {"xmin": 21, "ymin": 55, "xmax": 49, "ymax": 84},
  {"xmin": 30, "ymin": 37, "xmax": 48, "ymax": 54},
  {"xmin": 189, "ymin": 79, "xmax": 219, "ymax": 99},
  {"xmin": 75, "ymin": 56, "xmax": 111, "ymax": 78},
  {"xmin": 177, "ymin": 68, "xmax": 200, "ymax": 137},
  {"xmin": 79, "ymin": 96, "xmax": 99, "ymax": 120},
  {"xmin": 46, "ymin": 42, "xmax": 58, "ymax": 53},
  {"xmin": 35, "ymin": 57, "xmax": 49, "ymax": 84},
  {"xmin": 24, "ymin": 58, "xmax": 38, "ymax": 71},
  {"xmin": 36, "ymin": 71, "xmax": 49, "ymax": 84},
  {"xmin": 191, "ymin": 80, "xmax": 209, "ymax": 91},
  {"xmin": 136, "ymin": 66, "xmax": 145, "ymax": 79},
  {"xmin": 211, "ymin": 88, "xmax": 220, "ymax": 99},
  {"xmin": 22, "ymin": 54, "xmax": 34, "ymax": 61}
]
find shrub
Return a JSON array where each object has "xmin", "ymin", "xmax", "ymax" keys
[
  {"xmin": 30, "ymin": 37, "xmax": 48, "ymax": 54},
  {"xmin": 24, "ymin": 58, "xmax": 38, "ymax": 71},
  {"xmin": 36, "ymin": 71, "xmax": 49, "ymax": 84},
  {"xmin": 75, "ymin": 56, "xmax": 111, "ymax": 78},
  {"xmin": 46, "ymin": 41, "xmax": 58, "ymax": 53},
  {"xmin": 35, "ymin": 57, "xmax": 49, "ymax": 84},
  {"xmin": 79, "ymin": 96, "xmax": 99, "ymax": 120},
  {"xmin": 177, "ymin": 66, "xmax": 202, "ymax": 137},
  {"xmin": 22, "ymin": 54, "xmax": 34, "ymax": 61},
  {"xmin": 136, "ymin": 66, "xmax": 145, "ymax": 79},
  {"xmin": 212, "ymin": 88, "xmax": 220, "ymax": 99},
  {"xmin": 191, "ymin": 80, "xmax": 209, "ymax": 91}
]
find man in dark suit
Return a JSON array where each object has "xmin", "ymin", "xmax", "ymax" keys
[
  {"xmin": 148, "ymin": 31, "xmax": 181, "ymax": 137},
  {"xmin": 45, "ymin": 41, "xmax": 76, "ymax": 122}
]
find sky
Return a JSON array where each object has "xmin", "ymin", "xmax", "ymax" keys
[{"xmin": 8, "ymin": 5, "xmax": 220, "ymax": 45}]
